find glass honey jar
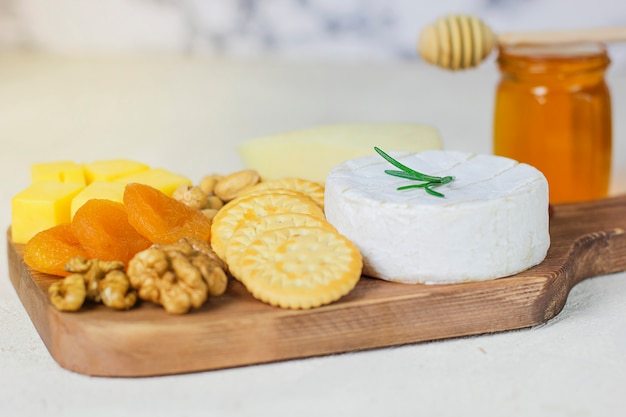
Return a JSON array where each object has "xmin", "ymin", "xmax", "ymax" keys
[{"xmin": 493, "ymin": 43, "xmax": 612, "ymax": 204}]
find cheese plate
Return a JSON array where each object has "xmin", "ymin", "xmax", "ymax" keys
[{"xmin": 6, "ymin": 194, "xmax": 626, "ymax": 377}]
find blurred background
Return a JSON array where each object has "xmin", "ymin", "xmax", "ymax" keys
[
  {"xmin": 1, "ymin": 0, "xmax": 625, "ymax": 69},
  {"xmin": 1, "ymin": 0, "xmax": 625, "ymax": 194}
]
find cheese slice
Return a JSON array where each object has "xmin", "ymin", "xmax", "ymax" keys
[
  {"xmin": 324, "ymin": 150, "xmax": 550, "ymax": 284},
  {"xmin": 237, "ymin": 123, "xmax": 442, "ymax": 183}
]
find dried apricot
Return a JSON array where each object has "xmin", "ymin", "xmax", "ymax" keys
[
  {"xmin": 71, "ymin": 199, "xmax": 152, "ymax": 265},
  {"xmin": 123, "ymin": 183, "xmax": 212, "ymax": 244},
  {"xmin": 23, "ymin": 223, "xmax": 87, "ymax": 277}
]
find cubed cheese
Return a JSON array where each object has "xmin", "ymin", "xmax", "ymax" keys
[
  {"xmin": 237, "ymin": 123, "xmax": 442, "ymax": 183},
  {"xmin": 11, "ymin": 182, "xmax": 85, "ymax": 244},
  {"xmin": 83, "ymin": 159, "xmax": 150, "ymax": 184},
  {"xmin": 70, "ymin": 181, "xmax": 127, "ymax": 218},
  {"xmin": 116, "ymin": 168, "xmax": 191, "ymax": 196},
  {"xmin": 31, "ymin": 161, "xmax": 86, "ymax": 185}
]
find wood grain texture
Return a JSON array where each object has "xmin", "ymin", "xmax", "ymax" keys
[{"xmin": 7, "ymin": 195, "xmax": 626, "ymax": 377}]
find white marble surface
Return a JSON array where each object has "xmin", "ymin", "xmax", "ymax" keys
[
  {"xmin": 0, "ymin": 53, "xmax": 625, "ymax": 416},
  {"xmin": 1, "ymin": 0, "xmax": 626, "ymax": 69}
]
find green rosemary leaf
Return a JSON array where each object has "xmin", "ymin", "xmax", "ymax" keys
[
  {"xmin": 424, "ymin": 183, "xmax": 446, "ymax": 198},
  {"xmin": 374, "ymin": 147, "xmax": 442, "ymax": 182},
  {"xmin": 384, "ymin": 170, "xmax": 422, "ymax": 180},
  {"xmin": 375, "ymin": 146, "xmax": 455, "ymax": 198},
  {"xmin": 397, "ymin": 183, "xmax": 429, "ymax": 190}
]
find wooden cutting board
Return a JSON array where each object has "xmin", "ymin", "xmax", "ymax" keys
[{"xmin": 7, "ymin": 195, "xmax": 626, "ymax": 377}]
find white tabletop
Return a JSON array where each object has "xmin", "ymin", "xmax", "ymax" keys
[{"xmin": 1, "ymin": 53, "xmax": 625, "ymax": 417}]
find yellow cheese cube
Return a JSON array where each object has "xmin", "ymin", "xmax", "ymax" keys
[
  {"xmin": 237, "ymin": 123, "xmax": 443, "ymax": 183},
  {"xmin": 70, "ymin": 181, "xmax": 127, "ymax": 218},
  {"xmin": 11, "ymin": 182, "xmax": 85, "ymax": 244},
  {"xmin": 83, "ymin": 159, "xmax": 150, "ymax": 184},
  {"xmin": 116, "ymin": 168, "xmax": 191, "ymax": 196},
  {"xmin": 31, "ymin": 161, "xmax": 86, "ymax": 185}
]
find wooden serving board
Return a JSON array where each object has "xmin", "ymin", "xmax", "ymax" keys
[{"xmin": 7, "ymin": 195, "xmax": 626, "ymax": 377}]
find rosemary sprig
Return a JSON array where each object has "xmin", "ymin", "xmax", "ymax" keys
[{"xmin": 374, "ymin": 147, "xmax": 455, "ymax": 198}]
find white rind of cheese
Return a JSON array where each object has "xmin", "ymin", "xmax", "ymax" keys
[
  {"xmin": 237, "ymin": 123, "xmax": 442, "ymax": 183},
  {"xmin": 324, "ymin": 150, "xmax": 550, "ymax": 284}
]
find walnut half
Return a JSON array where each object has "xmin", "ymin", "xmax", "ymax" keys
[
  {"xmin": 49, "ymin": 257, "xmax": 136, "ymax": 312},
  {"xmin": 127, "ymin": 238, "xmax": 228, "ymax": 314},
  {"xmin": 65, "ymin": 257, "xmax": 126, "ymax": 303},
  {"xmin": 48, "ymin": 274, "xmax": 87, "ymax": 312}
]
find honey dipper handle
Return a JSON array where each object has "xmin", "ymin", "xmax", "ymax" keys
[{"xmin": 497, "ymin": 27, "xmax": 626, "ymax": 46}]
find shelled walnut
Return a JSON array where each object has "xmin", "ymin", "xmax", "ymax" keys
[
  {"xmin": 98, "ymin": 270, "xmax": 137, "ymax": 310},
  {"xmin": 65, "ymin": 257, "xmax": 125, "ymax": 301},
  {"xmin": 177, "ymin": 236, "xmax": 228, "ymax": 273},
  {"xmin": 48, "ymin": 274, "xmax": 86, "ymax": 312},
  {"xmin": 49, "ymin": 257, "xmax": 137, "ymax": 311},
  {"xmin": 126, "ymin": 238, "xmax": 228, "ymax": 314}
]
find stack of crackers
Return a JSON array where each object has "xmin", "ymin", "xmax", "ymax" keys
[{"xmin": 210, "ymin": 178, "xmax": 363, "ymax": 309}]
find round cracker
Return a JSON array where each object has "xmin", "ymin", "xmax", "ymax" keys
[
  {"xmin": 236, "ymin": 188, "xmax": 311, "ymax": 203},
  {"xmin": 225, "ymin": 212, "xmax": 336, "ymax": 280},
  {"xmin": 210, "ymin": 192, "xmax": 325, "ymax": 260},
  {"xmin": 241, "ymin": 178, "xmax": 325, "ymax": 209},
  {"xmin": 238, "ymin": 226, "xmax": 362, "ymax": 309}
]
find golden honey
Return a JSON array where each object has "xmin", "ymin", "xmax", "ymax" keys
[{"xmin": 493, "ymin": 43, "xmax": 612, "ymax": 204}]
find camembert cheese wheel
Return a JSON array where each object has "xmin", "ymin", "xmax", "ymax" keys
[{"xmin": 324, "ymin": 150, "xmax": 550, "ymax": 284}]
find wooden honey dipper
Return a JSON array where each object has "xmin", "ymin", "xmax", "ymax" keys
[{"xmin": 418, "ymin": 14, "xmax": 626, "ymax": 70}]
